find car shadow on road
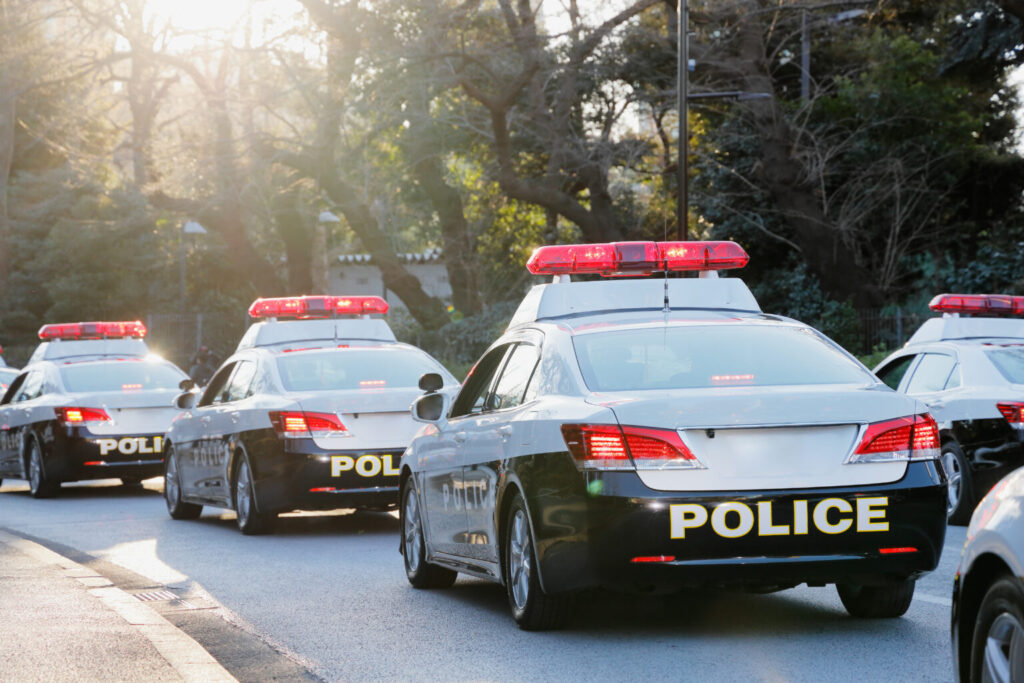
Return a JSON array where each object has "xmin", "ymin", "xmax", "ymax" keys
[
  {"xmin": 177, "ymin": 508, "xmax": 401, "ymax": 538},
  {"xmin": 1, "ymin": 479, "xmax": 163, "ymax": 500}
]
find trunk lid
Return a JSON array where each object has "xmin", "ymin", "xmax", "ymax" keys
[{"xmin": 293, "ymin": 389, "xmax": 422, "ymax": 450}]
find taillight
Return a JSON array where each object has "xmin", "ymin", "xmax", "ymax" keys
[
  {"xmin": 996, "ymin": 402, "xmax": 1024, "ymax": 425},
  {"xmin": 55, "ymin": 407, "xmax": 111, "ymax": 425},
  {"xmin": 269, "ymin": 411, "xmax": 349, "ymax": 438},
  {"xmin": 846, "ymin": 414, "xmax": 940, "ymax": 464},
  {"xmin": 560, "ymin": 424, "xmax": 704, "ymax": 471}
]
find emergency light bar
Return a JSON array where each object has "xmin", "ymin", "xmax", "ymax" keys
[
  {"xmin": 248, "ymin": 295, "xmax": 389, "ymax": 319},
  {"xmin": 525, "ymin": 241, "xmax": 749, "ymax": 277},
  {"xmin": 38, "ymin": 321, "xmax": 147, "ymax": 341},
  {"xmin": 928, "ymin": 294, "xmax": 1024, "ymax": 316}
]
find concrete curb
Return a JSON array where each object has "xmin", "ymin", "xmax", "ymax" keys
[{"xmin": 0, "ymin": 530, "xmax": 236, "ymax": 683}]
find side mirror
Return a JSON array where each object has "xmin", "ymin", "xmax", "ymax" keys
[
  {"xmin": 419, "ymin": 372, "xmax": 444, "ymax": 393},
  {"xmin": 179, "ymin": 378, "xmax": 197, "ymax": 391},
  {"xmin": 412, "ymin": 392, "xmax": 448, "ymax": 425},
  {"xmin": 174, "ymin": 391, "xmax": 198, "ymax": 410}
]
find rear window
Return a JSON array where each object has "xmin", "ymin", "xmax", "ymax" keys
[
  {"xmin": 573, "ymin": 325, "xmax": 870, "ymax": 391},
  {"xmin": 60, "ymin": 361, "xmax": 187, "ymax": 393},
  {"xmin": 276, "ymin": 348, "xmax": 443, "ymax": 392},
  {"xmin": 986, "ymin": 346, "xmax": 1024, "ymax": 383}
]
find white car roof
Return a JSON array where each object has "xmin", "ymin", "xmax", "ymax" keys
[
  {"xmin": 236, "ymin": 318, "xmax": 397, "ymax": 351},
  {"xmin": 28, "ymin": 338, "xmax": 150, "ymax": 364},
  {"xmin": 906, "ymin": 315, "xmax": 1024, "ymax": 346}
]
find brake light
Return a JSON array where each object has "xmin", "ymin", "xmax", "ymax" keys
[
  {"xmin": 526, "ymin": 241, "xmax": 749, "ymax": 276},
  {"xmin": 879, "ymin": 547, "xmax": 918, "ymax": 555},
  {"xmin": 631, "ymin": 555, "xmax": 676, "ymax": 563},
  {"xmin": 929, "ymin": 294, "xmax": 1024, "ymax": 316},
  {"xmin": 268, "ymin": 410, "xmax": 349, "ymax": 438},
  {"xmin": 997, "ymin": 402, "xmax": 1024, "ymax": 426},
  {"xmin": 846, "ymin": 414, "xmax": 940, "ymax": 464},
  {"xmin": 56, "ymin": 407, "xmax": 112, "ymax": 425},
  {"xmin": 39, "ymin": 321, "xmax": 147, "ymax": 340},
  {"xmin": 560, "ymin": 424, "xmax": 703, "ymax": 470},
  {"xmin": 248, "ymin": 295, "xmax": 389, "ymax": 319}
]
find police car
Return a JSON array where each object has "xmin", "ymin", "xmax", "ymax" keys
[
  {"xmin": 0, "ymin": 321, "xmax": 188, "ymax": 497},
  {"xmin": 874, "ymin": 294, "xmax": 1024, "ymax": 525},
  {"xmin": 0, "ymin": 366, "xmax": 17, "ymax": 393},
  {"xmin": 163, "ymin": 295, "xmax": 458, "ymax": 535},
  {"xmin": 399, "ymin": 241, "xmax": 948, "ymax": 630}
]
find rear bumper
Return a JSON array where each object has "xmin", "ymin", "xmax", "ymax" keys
[
  {"xmin": 46, "ymin": 428, "xmax": 165, "ymax": 482},
  {"xmin": 253, "ymin": 439, "xmax": 402, "ymax": 513},
  {"xmin": 532, "ymin": 460, "xmax": 948, "ymax": 594}
]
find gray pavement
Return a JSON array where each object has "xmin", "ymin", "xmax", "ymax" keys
[{"xmin": 0, "ymin": 528, "xmax": 233, "ymax": 682}]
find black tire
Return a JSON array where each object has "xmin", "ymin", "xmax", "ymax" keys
[
  {"xmin": 234, "ymin": 457, "xmax": 273, "ymax": 535},
  {"xmin": 164, "ymin": 446, "xmax": 202, "ymax": 520},
  {"xmin": 943, "ymin": 442, "xmax": 975, "ymax": 526},
  {"xmin": 401, "ymin": 479, "xmax": 457, "ymax": 589},
  {"xmin": 969, "ymin": 576, "xmax": 1024, "ymax": 683},
  {"xmin": 504, "ymin": 494, "xmax": 572, "ymax": 630},
  {"xmin": 837, "ymin": 579, "xmax": 915, "ymax": 618},
  {"xmin": 27, "ymin": 440, "xmax": 58, "ymax": 499}
]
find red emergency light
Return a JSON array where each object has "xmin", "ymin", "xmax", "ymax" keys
[
  {"xmin": 928, "ymin": 294, "xmax": 1024, "ymax": 316},
  {"xmin": 248, "ymin": 295, "xmax": 389, "ymax": 319},
  {"xmin": 38, "ymin": 321, "xmax": 147, "ymax": 341},
  {"xmin": 526, "ymin": 241, "xmax": 749, "ymax": 277}
]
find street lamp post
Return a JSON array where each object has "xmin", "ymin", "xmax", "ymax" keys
[
  {"xmin": 179, "ymin": 220, "xmax": 207, "ymax": 360},
  {"xmin": 677, "ymin": 0, "xmax": 689, "ymax": 240}
]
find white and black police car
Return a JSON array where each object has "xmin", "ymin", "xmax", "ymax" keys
[
  {"xmin": 163, "ymin": 295, "xmax": 458, "ymax": 535},
  {"xmin": 399, "ymin": 241, "xmax": 948, "ymax": 630},
  {"xmin": 875, "ymin": 294, "xmax": 1024, "ymax": 525},
  {"xmin": 0, "ymin": 321, "xmax": 188, "ymax": 497}
]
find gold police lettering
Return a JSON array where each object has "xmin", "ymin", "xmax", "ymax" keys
[
  {"xmin": 669, "ymin": 497, "xmax": 889, "ymax": 539},
  {"xmin": 331, "ymin": 454, "xmax": 400, "ymax": 478},
  {"xmin": 97, "ymin": 436, "xmax": 164, "ymax": 457}
]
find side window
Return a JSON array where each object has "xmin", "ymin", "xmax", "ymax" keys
[
  {"xmin": 875, "ymin": 356, "xmax": 914, "ymax": 391},
  {"xmin": 450, "ymin": 345, "xmax": 513, "ymax": 419},
  {"xmin": 489, "ymin": 343, "xmax": 541, "ymax": 411},
  {"xmin": 14, "ymin": 372, "xmax": 45, "ymax": 403},
  {"xmin": 1, "ymin": 373, "xmax": 28, "ymax": 405},
  {"xmin": 224, "ymin": 361, "xmax": 258, "ymax": 403},
  {"xmin": 198, "ymin": 362, "xmax": 237, "ymax": 407},
  {"xmin": 945, "ymin": 364, "xmax": 961, "ymax": 390},
  {"xmin": 905, "ymin": 353, "xmax": 957, "ymax": 395}
]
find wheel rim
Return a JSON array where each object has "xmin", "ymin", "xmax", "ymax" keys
[
  {"xmin": 403, "ymin": 488, "xmax": 422, "ymax": 573},
  {"xmin": 943, "ymin": 450, "xmax": 962, "ymax": 514},
  {"xmin": 236, "ymin": 461, "xmax": 252, "ymax": 526},
  {"xmin": 29, "ymin": 446, "xmax": 41, "ymax": 491},
  {"xmin": 164, "ymin": 450, "xmax": 179, "ymax": 509},
  {"xmin": 509, "ymin": 509, "xmax": 532, "ymax": 610},
  {"xmin": 983, "ymin": 611, "xmax": 1024, "ymax": 683}
]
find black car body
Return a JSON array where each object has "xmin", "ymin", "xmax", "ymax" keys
[
  {"xmin": 0, "ymin": 322, "xmax": 187, "ymax": 497},
  {"xmin": 163, "ymin": 296, "xmax": 458, "ymax": 534}
]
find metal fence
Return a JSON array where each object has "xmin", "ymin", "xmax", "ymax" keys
[
  {"xmin": 145, "ymin": 313, "xmax": 249, "ymax": 369},
  {"xmin": 848, "ymin": 309, "xmax": 931, "ymax": 356}
]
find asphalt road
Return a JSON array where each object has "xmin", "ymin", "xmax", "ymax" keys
[{"xmin": 0, "ymin": 477, "xmax": 962, "ymax": 682}]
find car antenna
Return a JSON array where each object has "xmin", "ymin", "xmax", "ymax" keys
[{"xmin": 663, "ymin": 219, "xmax": 671, "ymax": 313}]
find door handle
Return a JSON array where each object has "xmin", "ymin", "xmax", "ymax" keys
[
  {"xmin": 497, "ymin": 425, "xmax": 513, "ymax": 439},
  {"xmin": 453, "ymin": 432, "xmax": 467, "ymax": 443}
]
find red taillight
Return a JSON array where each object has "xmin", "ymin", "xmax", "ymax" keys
[
  {"xmin": 631, "ymin": 555, "xmax": 676, "ymax": 563},
  {"xmin": 249, "ymin": 295, "xmax": 389, "ymax": 319},
  {"xmin": 997, "ymin": 402, "xmax": 1024, "ymax": 424},
  {"xmin": 269, "ymin": 411, "xmax": 349, "ymax": 438},
  {"xmin": 56, "ymin": 407, "xmax": 111, "ymax": 425},
  {"xmin": 847, "ymin": 414, "xmax": 940, "ymax": 464},
  {"xmin": 309, "ymin": 487, "xmax": 337, "ymax": 492},
  {"xmin": 526, "ymin": 241, "xmax": 748, "ymax": 276},
  {"xmin": 879, "ymin": 547, "xmax": 918, "ymax": 555},
  {"xmin": 560, "ymin": 424, "xmax": 703, "ymax": 470},
  {"xmin": 39, "ymin": 321, "xmax": 146, "ymax": 340},
  {"xmin": 929, "ymin": 294, "xmax": 1024, "ymax": 316}
]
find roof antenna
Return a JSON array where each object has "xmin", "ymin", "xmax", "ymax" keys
[{"xmin": 662, "ymin": 217, "xmax": 671, "ymax": 312}]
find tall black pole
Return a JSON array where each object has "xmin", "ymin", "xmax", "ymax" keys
[{"xmin": 677, "ymin": 0, "xmax": 688, "ymax": 240}]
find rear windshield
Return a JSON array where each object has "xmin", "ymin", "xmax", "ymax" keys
[
  {"xmin": 60, "ymin": 361, "xmax": 187, "ymax": 393},
  {"xmin": 985, "ymin": 346, "xmax": 1024, "ymax": 383},
  {"xmin": 573, "ymin": 325, "xmax": 870, "ymax": 391},
  {"xmin": 276, "ymin": 348, "xmax": 443, "ymax": 392}
]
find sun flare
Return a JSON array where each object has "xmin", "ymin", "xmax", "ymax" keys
[{"xmin": 149, "ymin": 0, "xmax": 253, "ymax": 32}]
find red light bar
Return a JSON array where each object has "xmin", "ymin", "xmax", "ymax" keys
[
  {"xmin": 248, "ymin": 295, "xmax": 389, "ymax": 319},
  {"xmin": 39, "ymin": 321, "xmax": 147, "ymax": 341},
  {"xmin": 526, "ymin": 241, "xmax": 749, "ymax": 276},
  {"xmin": 928, "ymin": 294, "xmax": 1024, "ymax": 316}
]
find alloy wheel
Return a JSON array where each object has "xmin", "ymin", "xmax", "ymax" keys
[
  {"xmin": 29, "ymin": 446, "xmax": 42, "ymax": 492},
  {"xmin": 164, "ymin": 454, "xmax": 180, "ymax": 508},
  {"xmin": 983, "ymin": 611, "xmax": 1024, "ymax": 683},
  {"xmin": 403, "ymin": 488, "xmax": 422, "ymax": 573},
  {"xmin": 236, "ymin": 461, "xmax": 252, "ymax": 526},
  {"xmin": 509, "ymin": 508, "xmax": 532, "ymax": 610},
  {"xmin": 943, "ymin": 450, "xmax": 962, "ymax": 514}
]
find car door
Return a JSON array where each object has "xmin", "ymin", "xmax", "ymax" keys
[
  {"xmin": 420, "ymin": 344, "xmax": 511, "ymax": 559},
  {"xmin": 903, "ymin": 352, "xmax": 959, "ymax": 419},
  {"xmin": 0, "ymin": 372, "xmax": 31, "ymax": 474},
  {"xmin": 177, "ymin": 361, "xmax": 237, "ymax": 501},
  {"xmin": 462, "ymin": 339, "xmax": 543, "ymax": 566},
  {"xmin": 1, "ymin": 369, "xmax": 51, "ymax": 476}
]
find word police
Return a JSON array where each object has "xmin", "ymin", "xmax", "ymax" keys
[
  {"xmin": 670, "ymin": 497, "xmax": 888, "ymax": 539},
  {"xmin": 331, "ymin": 454, "xmax": 400, "ymax": 478},
  {"xmin": 96, "ymin": 436, "xmax": 164, "ymax": 457}
]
